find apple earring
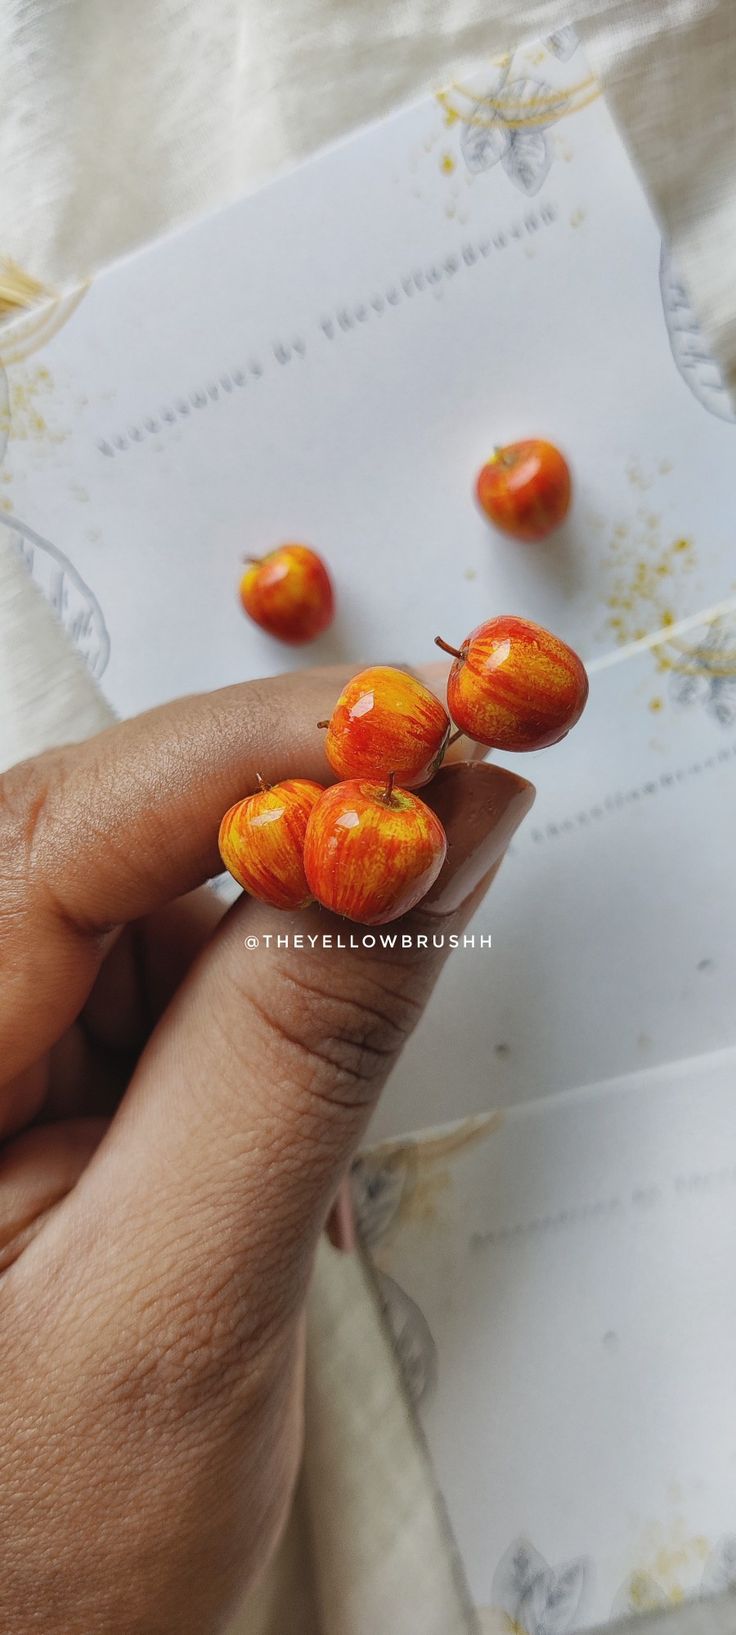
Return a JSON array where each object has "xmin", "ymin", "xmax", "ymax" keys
[
  {"xmin": 436, "ymin": 616, "xmax": 588, "ymax": 752},
  {"xmin": 218, "ymin": 776, "xmax": 325, "ymax": 910},
  {"xmin": 318, "ymin": 666, "xmax": 450, "ymax": 788},
  {"xmin": 302, "ymin": 774, "xmax": 447, "ymax": 927}
]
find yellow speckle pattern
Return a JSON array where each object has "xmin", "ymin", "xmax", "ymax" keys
[
  {"xmin": 0, "ymin": 363, "xmax": 65, "ymax": 450},
  {"xmin": 603, "ymin": 518, "xmax": 710, "ymax": 676},
  {"xmin": 621, "ymin": 1521, "xmax": 713, "ymax": 1612}
]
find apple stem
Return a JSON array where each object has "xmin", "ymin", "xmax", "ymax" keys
[
  {"xmin": 434, "ymin": 635, "xmax": 463, "ymax": 660},
  {"xmin": 242, "ymin": 554, "xmax": 262, "ymax": 565},
  {"xmin": 255, "ymin": 771, "xmax": 270, "ymax": 791},
  {"xmin": 316, "ymin": 719, "xmax": 329, "ymax": 730},
  {"xmin": 447, "ymin": 728, "xmax": 463, "ymax": 747},
  {"xmin": 384, "ymin": 771, "xmax": 396, "ymax": 803}
]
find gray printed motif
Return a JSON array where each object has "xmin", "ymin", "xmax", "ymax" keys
[
  {"xmin": 545, "ymin": 27, "xmax": 580, "ymax": 61},
  {"xmin": 460, "ymin": 53, "xmax": 572, "ymax": 196},
  {"xmin": 668, "ymin": 619, "xmax": 736, "ymax": 729},
  {"xmin": 0, "ymin": 513, "xmax": 110, "ymax": 679},
  {"xmin": 660, "ymin": 245, "xmax": 736, "ymax": 423},
  {"xmin": 351, "ymin": 1150, "xmax": 414, "ymax": 1246},
  {"xmin": 493, "ymin": 1539, "xmax": 589, "ymax": 1635},
  {"xmin": 700, "ymin": 1535, "xmax": 736, "ymax": 1598},
  {"xmin": 375, "ymin": 1270, "xmax": 437, "ymax": 1409}
]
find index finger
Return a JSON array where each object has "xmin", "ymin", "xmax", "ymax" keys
[{"xmin": 0, "ymin": 662, "xmax": 461, "ymax": 1089}]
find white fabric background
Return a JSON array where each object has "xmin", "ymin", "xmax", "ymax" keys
[
  {"xmin": 2, "ymin": 2, "xmax": 734, "ymax": 386},
  {"xmin": 0, "ymin": 1, "xmax": 733, "ymax": 391}
]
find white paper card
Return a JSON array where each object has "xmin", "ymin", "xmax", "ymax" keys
[{"xmin": 359, "ymin": 1049, "xmax": 736, "ymax": 1630}]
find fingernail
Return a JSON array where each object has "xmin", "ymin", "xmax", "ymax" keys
[
  {"xmin": 421, "ymin": 761, "xmax": 535, "ymax": 915},
  {"xmin": 443, "ymin": 732, "xmax": 489, "ymax": 767}
]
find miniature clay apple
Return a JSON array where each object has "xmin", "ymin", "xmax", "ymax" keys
[
  {"xmin": 218, "ymin": 776, "xmax": 324, "ymax": 909},
  {"xmin": 239, "ymin": 544, "xmax": 334, "ymax": 643},
  {"xmin": 303, "ymin": 775, "xmax": 447, "ymax": 926},
  {"xmin": 476, "ymin": 439, "xmax": 571, "ymax": 542},
  {"xmin": 318, "ymin": 665, "xmax": 451, "ymax": 789},
  {"xmin": 436, "ymin": 615, "xmax": 588, "ymax": 751}
]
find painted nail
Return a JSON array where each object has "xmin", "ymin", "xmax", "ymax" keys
[{"xmin": 421, "ymin": 761, "xmax": 535, "ymax": 915}]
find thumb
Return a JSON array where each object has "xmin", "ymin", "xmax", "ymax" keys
[{"xmin": 60, "ymin": 763, "xmax": 533, "ymax": 1344}]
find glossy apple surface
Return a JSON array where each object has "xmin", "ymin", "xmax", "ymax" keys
[
  {"xmin": 445, "ymin": 615, "xmax": 588, "ymax": 751},
  {"xmin": 323, "ymin": 666, "xmax": 450, "ymax": 788},
  {"xmin": 219, "ymin": 778, "xmax": 324, "ymax": 909},
  {"xmin": 476, "ymin": 440, "xmax": 571, "ymax": 542},
  {"xmin": 239, "ymin": 544, "xmax": 334, "ymax": 643},
  {"xmin": 303, "ymin": 779, "xmax": 447, "ymax": 926}
]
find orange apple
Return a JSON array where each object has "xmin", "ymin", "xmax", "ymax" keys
[
  {"xmin": 239, "ymin": 544, "xmax": 334, "ymax": 643},
  {"xmin": 320, "ymin": 666, "xmax": 450, "ymax": 788},
  {"xmin": 476, "ymin": 439, "xmax": 571, "ymax": 542},
  {"xmin": 437, "ymin": 615, "xmax": 588, "ymax": 750},
  {"xmin": 303, "ymin": 777, "xmax": 447, "ymax": 926},
  {"xmin": 218, "ymin": 777, "xmax": 325, "ymax": 909}
]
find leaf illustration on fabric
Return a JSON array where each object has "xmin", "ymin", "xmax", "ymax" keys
[
  {"xmin": 350, "ymin": 1151, "xmax": 413, "ymax": 1245},
  {"xmin": 545, "ymin": 27, "xmax": 580, "ymax": 61},
  {"xmin": 702, "ymin": 1535, "xmax": 736, "ymax": 1597},
  {"xmin": 0, "ymin": 514, "xmax": 110, "ymax": 678},
  {"xmin": 0, "ymin": 363, "xmax": 9, "ymax": 465},
  {"xmin": 375, "ymin": 1271, "xmax": 437, "ymax": 1408},
  {"xmin": 660, "ymin": 244, "xmax": 736, "ymax": 423},
  {"xmin": 502, "ymin": 128, "xmax": 552, "ymax": 195}
]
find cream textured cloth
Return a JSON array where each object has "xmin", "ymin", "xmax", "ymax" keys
[
  {"xmin": 241, "ymin": 1244, "xmax": 478, "ymax": 1635},
  {"xmin": 2, "ymin": 3, "xmax": 736, "ymax": 1631},
  {"xmin": 1, "ymin": 0, "xmax": 735, "ymax": 399}
]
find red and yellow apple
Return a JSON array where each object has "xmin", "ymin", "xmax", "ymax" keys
[
  {"xmin": 218, "ymin": 777, "xmax": 325, "ymax": 909},
  {"xmin": 476, "ymin": 439, "xmax": 571, "ymax": 542},
  {"xmin": 303, "ymin": 777, "xmax": 447, "ymax": 926},
  {"xmin": 321, "ymin": 666, "xmax": 450, "ymax": 788},
  {"xmin": 437, "ymin": 615, "xmax": 588, "ymax": 751},
  {"xmin": 239, "ymin": 544, "xmax": 334, "ymax": 643}
]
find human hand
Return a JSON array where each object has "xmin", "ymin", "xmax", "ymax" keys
[{"xmin": 0, "ymin": 665, "xmax": 533, "ymax": 1633}]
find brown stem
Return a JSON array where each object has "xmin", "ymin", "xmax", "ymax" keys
[
  {"xmin": 316, "ymin": 719, "xmax": 329, "ymax": 730},
  {"xmin": 255, "ymin": 772, "xmax": 270, "ymax": 791},
  {"xmin": 447, "ymin": 728, "xmax": 463, "ymax": 747},
  {"xmin": 242, "ymin": 554, "xmax": 262, "ymax": 565},
  {"xmin": 383, "ymin": 771, "xmax": 396, "ymax": 804},
  {"xmin": 434, "ymin": 635, "xmax": 463, "ymax": 660}
]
